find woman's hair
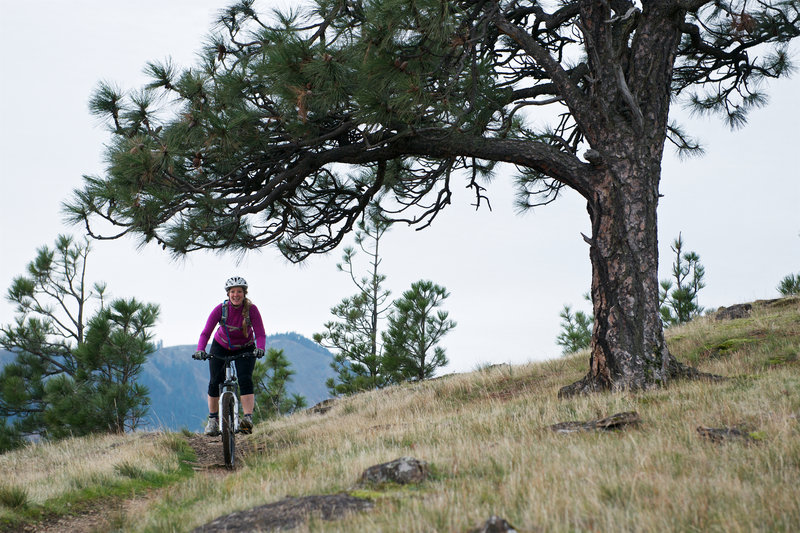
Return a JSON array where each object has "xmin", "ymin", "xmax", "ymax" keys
[{"xmin": 241, "ymin": 297, "xmax": 252, "ymax": 335}]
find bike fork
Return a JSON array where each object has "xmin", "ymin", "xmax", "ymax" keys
[{"xmin": 218, "ymin": 390, "xmax": 240, "ymax": 432}]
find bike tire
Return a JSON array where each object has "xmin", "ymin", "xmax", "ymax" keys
[{"xmin": 221, "ymin": 393, "xmax": 236, "ymax": 469}]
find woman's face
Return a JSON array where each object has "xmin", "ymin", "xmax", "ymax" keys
[{"xmin": 227, "ymin": 287, "xmax": 246, "ymax": 306}]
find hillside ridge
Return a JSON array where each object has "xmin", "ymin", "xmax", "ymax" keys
[{"xmin": 1, "ymin": 297, "xmax": 798, "ymax": 532}]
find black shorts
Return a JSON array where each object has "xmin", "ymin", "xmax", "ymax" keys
[{"xmin": 207, "ymin": 339, "xmax": 256, "ymax": 397}]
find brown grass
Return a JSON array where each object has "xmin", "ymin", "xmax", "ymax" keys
[
  {"xmin": 0, "ymin": 432, "xmax": 180, "ymax": 507},
  {"xmin": 3, "ymin": 297, "xmax": 799, "ymax": 532}
]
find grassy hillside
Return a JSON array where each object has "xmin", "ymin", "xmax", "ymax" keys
[{"xmin": 1, "ymin": 297, "xmax": 798, "ymax": 532}]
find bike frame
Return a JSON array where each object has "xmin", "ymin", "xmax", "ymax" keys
[{"xmin": 218, "ymin": 358, "xmax": 240, "ymax": 433}]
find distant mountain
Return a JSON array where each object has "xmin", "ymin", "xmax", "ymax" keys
[{"xmin": 1, "ymin": 332, "xmax": 336, "ymax": 433}]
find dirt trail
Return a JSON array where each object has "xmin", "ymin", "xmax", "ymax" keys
[
  {"xmin": 184, "ymin": 433, "xmax": 253, "ymax": 472},
  {"xmin": 18, "ymin": 433, "xmax": 244, "ymax": 533},
  {"xmin": 17, "ymin": 433, "xmax": 369, "ymax": 532}
]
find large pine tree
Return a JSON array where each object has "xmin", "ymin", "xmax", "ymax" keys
[{"xmin": 66, "ymin": 0, "xmax": 800, "ymax": 396}]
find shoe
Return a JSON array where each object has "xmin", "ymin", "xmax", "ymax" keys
[
  {"xmin": 204, "ymin": 417, "xmax": 220, "ymax": 436},
  {"xmin": 239, "ymin": 414, "xmax": 253, "ymax": 434}
]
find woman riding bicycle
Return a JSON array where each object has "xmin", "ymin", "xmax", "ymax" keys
[{"xmin": 193, "ymin": 276, "xmax": 266, "ymax": 436}]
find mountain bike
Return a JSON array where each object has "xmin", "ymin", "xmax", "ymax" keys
[{"xmin": 194, "ymin": 351, "xmax": 254, "ymax": 469}]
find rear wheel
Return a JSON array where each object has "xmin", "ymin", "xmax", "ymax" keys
[{"xmin": 221, "ymin": 393, "xmax": 236, "ymax": 469}]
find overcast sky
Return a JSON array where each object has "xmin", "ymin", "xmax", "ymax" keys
[{"xmin": 1, "ymin": 1, "xmax": 798, "ymax": 374}]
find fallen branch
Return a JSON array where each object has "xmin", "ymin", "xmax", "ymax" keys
[{"xmin": 550, "ymin": 411, "xmax": 640, "ymax": 433}]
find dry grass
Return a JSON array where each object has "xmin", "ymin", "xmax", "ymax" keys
[
  {"xmin": 3, "ymin": 297, "xmax": 799, "ymax": 532},
  {"xmin": 0, "ymin": 431, "xmax": 183, "ymax": 512}
]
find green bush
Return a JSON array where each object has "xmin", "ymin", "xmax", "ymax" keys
[
  {"xmin": 777, "ymin": 273, "xmax": 800, "ymax": 296},
  {"xmin": 0, "ymin": 485, "xmax": 28, "ymax": 510}
]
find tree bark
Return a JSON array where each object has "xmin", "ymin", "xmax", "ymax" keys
[
  {"xmin": 556, "ymin": 2, "xmax": 721, "ymax": 397},
  {"xmin": 558, "ymin": 143, "xmax": 722, "ymax": 398},
  {"xmin": 559, "ymin": 145, "xmax": 671, "ymax": 397}
]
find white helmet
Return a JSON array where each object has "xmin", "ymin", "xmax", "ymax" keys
[{"xmin": 224, "ymin": 276, "xmax": 248, "ymax": 291}]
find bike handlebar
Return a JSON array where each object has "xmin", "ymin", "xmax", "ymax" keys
[{"xmin": 193, "ymin": 349, "xmax": 260, "ymax": 361}]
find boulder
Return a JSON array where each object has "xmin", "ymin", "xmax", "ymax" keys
[
  {"xmin": 714, "ymin": 303, "xmax": 752, "ymax": 320},
  {"xmin": 192, "ymin": 493, "xmax": 373, "ymax": 532},
  {"xmin": 697, "ymin": 425, "xmax": 760, "ymax": 444},
  {"xmin": 359, "ymin": 456, "xmax": 429, "ymax": 485},
  {"xmin": 469, "ymin": 516, "xmax": 518, "ymax": 533},
  {"xmin": 307, "ymin": 398, "xmax": 335, "ymax": 415}
]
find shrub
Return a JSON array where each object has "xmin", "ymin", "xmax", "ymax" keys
[{"xmin": 777, "ymin": 273, "xmax": 800, "ymax": 296}]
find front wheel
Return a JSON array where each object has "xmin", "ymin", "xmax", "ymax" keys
[{"xmin": 221, "ymin": 393, "xmax": 236, "ymax": 469}]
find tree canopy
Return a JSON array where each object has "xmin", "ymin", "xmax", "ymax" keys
[{"xmin": 66, "ymin": 0, "xmax": 799, "ymax": 395}]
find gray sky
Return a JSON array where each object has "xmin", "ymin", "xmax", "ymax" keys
[{"xmin": 1, "ymin": 1, "xmax": 798, "ymax": 374}]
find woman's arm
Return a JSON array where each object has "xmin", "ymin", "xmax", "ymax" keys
[
  {"xmin": 249, "ymin": 304, "xmax": 267, "ymax": 350},
  {"xmin": 197, "ymin": 303, "xmax": 223, "ymax": 351}
]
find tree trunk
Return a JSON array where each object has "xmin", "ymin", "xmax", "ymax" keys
[
  {"xmin": 559, "ymin": 146, "xmax": 671, "ymax": 397},
  {"xmin": 556, "ymin": 2, "xmax": 725, "ymax": 398},
  {"xmin": 558, "ymin": 142, "xmax": 720, "ymax": 398}
]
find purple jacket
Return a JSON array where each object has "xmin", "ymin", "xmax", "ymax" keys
[{"xmin": 197, "ymin": 301, "xmax": 266, "ymax": 351}]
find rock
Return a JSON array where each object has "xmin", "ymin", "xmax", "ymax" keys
[
  {"xmin": 192, "ymin": 493, "xmax": 373, "ymax": 532},
  {"xmin": 469, "ymin": 516, "xmax": 518, "ymax": 533},
  {"xmin": 757, "ymin": 297, "xmax": 786, "ymax": 308},
  {"xmin": 550, "ymin": 411, "xmax": 640, "ymax": 433},
  {"xmin": 714, "ymin": 303, "xmax": 752, "ymax": 320},
  {"xmin": 359, "ymin": 456, "xmax": 429, "ymax": 485},
  {"xmin": 307, "ymin": 398, "xmax": 335, "ymax": 415},
  {"xmin": 696, "ymin": 425, "xmax": 759, "ymax": 444}
]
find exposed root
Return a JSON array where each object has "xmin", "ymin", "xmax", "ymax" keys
[
  {"xmin": 667, "ymin": 357, "xmax": 727, "ymax": 383},
  {"xmin": 558, "ymin": 356, "xmax": 726, "ymax": 399},
  {"xmin": 557, "ymin": 373, "xmax": 607, "ymax": 399}
]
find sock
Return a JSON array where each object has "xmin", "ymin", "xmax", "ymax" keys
[{"xmin": 209, "ymin": 413, "xmax": 219, "ymax": 419}]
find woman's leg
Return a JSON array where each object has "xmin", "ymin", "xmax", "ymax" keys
[
  {"xmin": 240, "ymin": 394, "xmax": 255, "ymax": 416},
  {"xmin": 235, "ymin": 353, "xmax": 257, "ymax": 416},
  {"xmin": 206, "ymin": 340, "xmax": 228, "ymax": 414}
]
